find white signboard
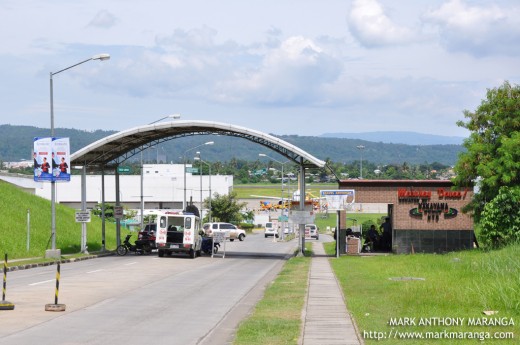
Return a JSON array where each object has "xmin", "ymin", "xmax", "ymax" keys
[
  {"xmin": 289, "ymin": 211, "xmax": 315, "ymax": 225},
  {"xmin": 212, "ymin": 231, "xmax": 227, "ymax": 259},
  {"xmin": 213, "ymin": 230, "xmax": 227, "ymax": 243},
  {"xmin": 75, "ymin": 211, "xmax": 91, "ymax": 223},
  {"xmin": 320, "ymin": 190, "xmax": 355, "ymax": 211},
  {"xmin": 114, "ymin": 206, "xmax": 124, "ymax": 219}
]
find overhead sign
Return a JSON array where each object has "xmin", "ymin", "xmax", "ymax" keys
[
  {"xmin": 185, "ymin": 167, "xmax": 199, "ymax": 174},
  {"xmin": 75, "ymin": 211, "xmax": 91, "ymax": 223},
  {"xmin": 117, "ymin": 166, "xmax": 131, "ymax": 174}
]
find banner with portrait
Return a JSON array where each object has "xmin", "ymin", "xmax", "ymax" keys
[{"xmin": 33, "ymin": 137, "xmax": 70, "ymax": 182}]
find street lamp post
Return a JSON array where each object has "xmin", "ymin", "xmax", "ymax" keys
[
  {"xmin": 259, "ymin": 153, "xmax": 289, "ymax": 201},
  {"xmin": 194, "ymin": 156, "xmax": 212, "ymax": 222},
  {"xmin": 259, "ymin": 153, "xmax": 290, "ymax": 240},
  {"xmin": 356, "ymin": 145, "xmax": 365, "ymax": 179},
  {"xmin": 183, "ymin": 141, "xmax": 214, "ymax": 211},
  {"xmin": 139, "ymin": 114, "xmax": 181, "ymax": 229},
  {"xmin": 48, "ymin": 53, "xmax": 110, "ymax": 258}
]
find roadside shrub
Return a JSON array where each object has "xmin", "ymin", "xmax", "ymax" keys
[
  {"xmin": 479, "ymin": 186, "xmax": 520, "ymax": 248},
  {"xmin": 239, "ymin": 223, "xmax": 254, "ymax": 231}
]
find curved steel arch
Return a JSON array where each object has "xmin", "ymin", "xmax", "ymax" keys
[{"xmin": 70, "ymin": 120, "xmax": 326, "ymax": 169}]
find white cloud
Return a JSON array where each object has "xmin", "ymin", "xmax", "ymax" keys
[
  {"xmin": 87, "ymin": 10, "xmax": 117, "ymax": 29},
  {"xmin": 213, "ymin": 36, "xmax": 342, "ymax": 106},
  {"xmin": 423, "ymin": 0, "xmax": 520, "ymax": 57},
  {"xmin": 347, "ymin": 0, "xmax": 420, "ymax": 47}
]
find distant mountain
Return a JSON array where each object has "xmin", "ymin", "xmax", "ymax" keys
[
  {"xmin": 0, "ymin": 125, "xmax": 464, "ymax": 166},
  {"xmin": 320, "ymin": 131, "xmax": 465, "ymax": 145}
]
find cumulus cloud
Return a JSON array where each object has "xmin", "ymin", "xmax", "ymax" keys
[
  {"xmin": 213, "ymin": 36, "xmax": 342, "ymax": 106},
  {"xmin": 347, "ymin": 0, "xmax": 420, "ymax": 47},
  {"xmin": 87, "ymin": 10, "xmax": 117, "ymax": 29},
  {"xmin": 423, "ymin": 0, "xmax": 520, "ymax": 57}
]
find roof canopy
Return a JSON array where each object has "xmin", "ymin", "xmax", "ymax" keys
[{"xmin": 71, "ymin": 120, "xmax": 326, "ymax": 170}]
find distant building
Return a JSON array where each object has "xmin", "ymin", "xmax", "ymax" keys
[{"xmin": 0, "ymin": 164, "xmax": 233, "ymax": 221}]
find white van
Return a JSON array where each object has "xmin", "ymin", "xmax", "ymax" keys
[
  {"xmin": 156, "ymin": 211, "xmax": 202, "ymax": 258},
  {"xmin": 264, "ymin": 222, "xmax": 278, "ymax": 238}
]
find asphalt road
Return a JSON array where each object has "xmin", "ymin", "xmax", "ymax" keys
[{"xmin": 0, "ymin": 232, "xmax": 298, "ymax": 345}]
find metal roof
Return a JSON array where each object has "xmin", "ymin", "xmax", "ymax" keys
[{"xmin": 70, "ymin": 120, "xmax": 327, "ymax": 170}]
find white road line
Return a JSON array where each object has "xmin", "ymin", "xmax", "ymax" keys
[
  {"xmin": 124, "ymin": 262, "xmax": 138, "ymax": 266},
  {"xmin": 29, "ymin": 279, "xmax": 54, "ymax": 286},
  {"xmin": 87, "ymin": 269, "xmax": 104, "ymax": 274}
]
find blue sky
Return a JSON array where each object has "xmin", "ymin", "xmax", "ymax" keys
[{"xmin": 1, "ymin": 0, "xmax": 518, "ymax": 137}]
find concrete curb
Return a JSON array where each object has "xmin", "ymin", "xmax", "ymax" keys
[{"xmin": 6, "ymin": 252, "xmax": 115, "ymax": 272}]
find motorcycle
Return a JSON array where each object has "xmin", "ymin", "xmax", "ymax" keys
[
  {"xmin": 116, "ymin": 234, "xmax": 153, "ymax": 256},
  {"xmin": 201, "ymin": 236, "xmax": 220, "ymax": 255}
]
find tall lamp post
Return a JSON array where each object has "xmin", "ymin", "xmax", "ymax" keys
[
  {"xmin": 259, "ymin": 153, "xmax": 289, "ymax": 202},
  {"xmin": 183, "ymin": 141, "xmax": 214, "ymax": 211},
  {"xmin": 140, "ymin": 114, "xmax": 181, "ymax": 229},
  {"xmin": 194, "ymin": 155, "xmax": 212, "ymax": 222},
  {"xmin": 48, "ymin": 53, "xmax": 110, "ymax": 257},
  {"xmin": 356, "ymin": 145, "xmax": 365, "ymax": 179},
  {"xmin": 259, "ymin": 153, "xmax": 290, "ymax": 240}
]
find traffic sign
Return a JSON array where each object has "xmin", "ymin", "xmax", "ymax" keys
[
  {"xmin": 185, "ymin": 167, "xmax": 199, "ymax": 174},
  {"xmin": 75, "ymin": 211, "xmax": 91, "ymax": 223},
  {"xmin": 117, "ymin": 166, "xmax": 131, "ymax": 174},
  {"xmin": 114, "ymin": 206, "xmax": 124, "ymax": 219}
]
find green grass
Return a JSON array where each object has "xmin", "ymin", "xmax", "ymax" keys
[
  {"xmin": 233, "ymin": 244, "xmax": 312, "ymax": 345},
  {"xmin": 324, "ymin": 242, "xmax": 520, "ymax": 344},
  {"xmin": 0, "ymin": 181, "xmax": 123, "ymax": 261}
]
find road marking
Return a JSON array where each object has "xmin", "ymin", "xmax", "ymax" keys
[
  {"xmin": 87, "ymin": 269, "xmax": 104, "ymax": 274},
  {"xmin": 29, "ymin": 279, "xmax": 54, "ymax": 286},
  {"xmin": 124, "ymin": 262, "xmax": 138, "ymax": 266}
]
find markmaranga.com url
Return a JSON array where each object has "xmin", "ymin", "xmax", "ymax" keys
[{"xmin": 363, "ymin": 329, "xmax": 514, "ymax": 341}]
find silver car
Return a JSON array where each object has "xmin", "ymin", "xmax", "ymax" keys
[{"xmin": 203, "ymin": 222, "xmax": 246, "ymax": 241}]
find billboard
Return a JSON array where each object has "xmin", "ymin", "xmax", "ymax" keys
[
  {"xmin": 320, "ymin": 189, "xmax": 355, "ymax": 211},
  {"xmin": 33, "ymin": 137, "xmax": 70, "ymax": 182}
]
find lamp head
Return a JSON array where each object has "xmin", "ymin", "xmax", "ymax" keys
[{"xmin": 92, "ymin": 53, "xmax": 110, "ymax": 61}]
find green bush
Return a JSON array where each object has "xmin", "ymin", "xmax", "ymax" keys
[
  {"xmin": 479, "ymin": 185, "xmax": 520, "ymax": 247},
  {"xmin": 239, "ymin": 223, "xmax": 254, "ymax": 231}
]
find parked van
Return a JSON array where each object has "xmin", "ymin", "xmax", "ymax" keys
[{"xmin": 156, "ymin": 212, "xmax": 202, "ymax": 258}]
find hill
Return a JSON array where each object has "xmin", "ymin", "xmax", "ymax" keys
[
  {"xmin": 0, "ymin": 180, "xmax": 119, "ymax": 259},
  {"xmin": 321, "ymin": 131, "xmax": 465, "ymax": 145},
  {"xmin": 0, "ymin": 125, "xmax": 464, "ymax": 166}
]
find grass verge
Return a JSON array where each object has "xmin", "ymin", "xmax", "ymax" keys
[
  {"xmin": 233, "ymin": 244, "xmax": 312, "ymax": 345},
  {"xmin": 324, "ymin": 242, "xmax": 520, "ymax": 344}
]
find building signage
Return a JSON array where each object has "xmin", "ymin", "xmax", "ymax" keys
[
  {"xmin": 398, "ymin": 187, "xmax": 466, "ymax": 221},
  {"xmin": 409, "ymin": 203, "xmax": 458, "ymax": 221},
  {"xmin": 398, "ymin": 188, "xmax": 469, "ymax": 203}
]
